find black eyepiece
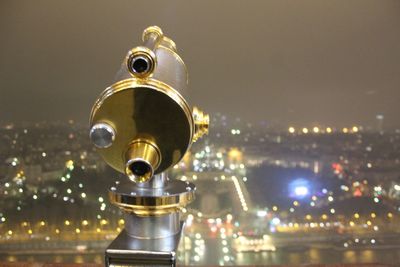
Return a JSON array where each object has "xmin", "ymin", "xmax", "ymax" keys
[
  {"xmin": 128, "ymin": 55, "xmax": 152, "ymax": 75},
  {"xmin": 129, "ymin": 160, "xmax": 152, "ymax": 177},
  {"xmin": 132, "ymin": 57, "xmax": 149, "ymax": 73}
]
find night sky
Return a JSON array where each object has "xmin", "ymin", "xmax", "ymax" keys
[{"xmin": 0, "ymin": 0, "xmax": 399, "ymax": 128}]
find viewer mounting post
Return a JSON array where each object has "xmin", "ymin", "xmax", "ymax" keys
[{"xmin": 89, "ymin": 26, "xmax": 209, "ymax": 266}]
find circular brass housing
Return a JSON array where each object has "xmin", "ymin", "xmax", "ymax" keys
[{"xmin": 90, "ymin": 78, "xmax": 194, "ymax": 175}]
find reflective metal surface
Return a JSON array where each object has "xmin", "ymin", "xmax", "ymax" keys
[
  {"xmin": 89, "ymin": 26, "xmax": 208, "ymax": 177},
  {"xmin": 124, "ymin": 139, "xmax": 161, "ymax": 183},
  {"xmin": 89, "ymin": 122, "xmax": 115, "ymax": 148},
  {"xmin": 89, "ymin": 26, "xmax": 209, "ymax": 267},
  {"xmin": 125, "ymin": 212, "xmax": 180, "ymax": 239},
  {"xmin": 105, "ymin": 222, "xmax": 183, "ymax": 267},
  {"xmin": 109, "ymin": 179, "xmax": 195, "ymax": 216},
  {"xmin": 90, "ymin": 80, "xmax": 193, "ymax": 176},
  {"xmin": 137, "ymin": 173, "xmax": 168, "ymax": 189}
]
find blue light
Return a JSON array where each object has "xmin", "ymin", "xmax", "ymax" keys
[
  {"xmin": 294, "ymin": 186, "xmax": 309, "ymax": 196},
  {"xmin": 289, "ymin": 178, "xmax": 310, "ymax": 198}
]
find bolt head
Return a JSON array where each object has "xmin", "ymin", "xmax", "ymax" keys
[{"xmin": 89, "ymin": 123, "xmax": 115, "ymax": 148}]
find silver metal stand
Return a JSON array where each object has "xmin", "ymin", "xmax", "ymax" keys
[
  {"xmin": 105, "ymin": 173, "xmax": 194, "ymax": 267},
  {"xmin": 105, "ymin": 221, "xmax": 184, "ymax": 266}
]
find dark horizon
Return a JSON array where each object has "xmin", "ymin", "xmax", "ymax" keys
[{"xmin": 1, "ymin": 0, "xmax": 399, "ymax": 129}]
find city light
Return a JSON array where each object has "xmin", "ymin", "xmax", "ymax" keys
[
  {"xmin": 257, "ymin": 210, "xmax": 267, "ymax": 217},
  {"xmin": 232, "ymin": 176, "xmax": 249, "ymax": 211},
  {"xmin": 294, "ymin": 186, "xmax": 308, "ymax": 196},
  {"xmin": 341, "ymin": 185, "xmax": 349, "ymax": 191},
  {"xmin": 231, "ymin": 129, "xmax": 241, "ymax": 135},
  {"xmin": 271, "ymin": 217, "xmax": 280, "ymax": 226},
  {"xmin": 1, "ymin": 116, "xmax": 400, "ymax": 265}
]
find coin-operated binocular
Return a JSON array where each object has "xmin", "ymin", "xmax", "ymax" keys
[{"xmin": 89, "ymin": 26, "xmax": 209, "ymax": 266}]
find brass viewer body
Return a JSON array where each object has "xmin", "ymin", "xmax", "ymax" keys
[
  {"xmin": 90, "ymin": 26, "xmax": 208, "ymax": 183},
  {"xmin": 89, "ymin": 26, "xmax": 209, "ymax": 267}
]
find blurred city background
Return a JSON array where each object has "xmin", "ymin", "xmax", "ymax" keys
[
  {"xmin": 1, "ymin": 0, "xmax": 400, "ymax": 266},
  {"xmin": 1, "ymin": 117, "xmax": 400, "ymax": 265}
]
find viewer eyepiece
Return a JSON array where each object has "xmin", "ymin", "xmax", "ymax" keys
[
  {"xmin": 130, "ymin": 55, "xmax": 150, "ymax": 74},
  {"xmin": 129, "ymin": 160, "xmax": 152, "ymax": 177},
  {"xmin": 126, "ymin": 159, "xmax": 153, "ymax": 183},
  {"xmin": 127, "ymin": 51, "xmax": 154, "ymax": 77},
  {"xmin": 124, "ymin": 140, "xmax": 161, "ymax": 183}
]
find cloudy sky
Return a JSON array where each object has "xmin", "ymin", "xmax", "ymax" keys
[{"xmin": 0, "ymin": 0, "xmax": 399, "ymax": 128}]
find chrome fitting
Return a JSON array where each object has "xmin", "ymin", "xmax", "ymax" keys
[{"xmin": 89, "ymin": 122, "xmax": 115, "ymax": 148}]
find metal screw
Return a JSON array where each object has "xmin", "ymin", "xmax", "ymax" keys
[{"xmin": 89, "ymin": 123, "xmax": 115, "ymax": 148}]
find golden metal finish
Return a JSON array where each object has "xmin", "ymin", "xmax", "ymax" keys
[
  {"xmin": 90, "ymin": 78, "xmax": 194, "ymax": 175},
  {"xmin": 126, "ymin": 47, "xmax": 156, "ymax": 78},
  {"xmin": 110, "ymin": 198, "xmax": 193, "ymax": 216},
  {"xmin": 142, "ymin": 26, "xmax": 164, "ymax": 45},
  {"xmin": 125, "ymin": 139, "xmax": 161, "ymax": 183},
  {"xmin": 160, "ymin": 36, "xmax": 177, "ymax": 52},
  {"xmin": 109, "ymin": 180, "xmax": 196, "ymax": 216},
  {"xmin": 89, "ymin": 26, "xmax": 209, "ymax": 221}
]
